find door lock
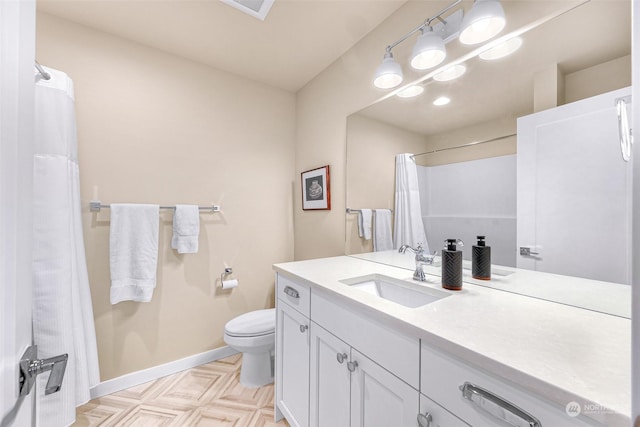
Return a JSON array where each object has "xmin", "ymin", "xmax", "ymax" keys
[{"xmin": 19, "ymin": 345, "xmax": 68, "ymax": 397}]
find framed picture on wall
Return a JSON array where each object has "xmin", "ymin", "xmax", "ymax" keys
[{"xmin": 301, "ymin": 165, "xmax": 331, "ymax": 210}]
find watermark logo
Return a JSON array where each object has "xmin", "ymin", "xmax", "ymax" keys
[
  {"xmin": 566, "ymin": 401, "xmax": 581, "ymax": 417},
  {"xmin": 565, "ymin": 401, "xmax": 616, "ymax": 418}
]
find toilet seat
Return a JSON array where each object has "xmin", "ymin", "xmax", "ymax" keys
[{"xmin": 224, "ymin": 308, "xmax": 275, "ymax": 337}]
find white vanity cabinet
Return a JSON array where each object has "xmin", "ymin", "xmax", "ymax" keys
[
  {"xmin": 275, "ymin": 275, "xmax": 311, "ymax": 427},
  {"xmin": 310, "ymin": 323, "xmax": 418, "ymax": 427}
]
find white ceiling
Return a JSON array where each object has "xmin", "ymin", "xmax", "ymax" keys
[{"xmin": 37, "ymin": 0, "xmax": 407, "ymax": 92}]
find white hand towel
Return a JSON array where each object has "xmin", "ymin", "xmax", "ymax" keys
[
  {"xmin": 374, "ymin": 209, "xmax": 394, "ymax": 251},
  {"xmin": 359, "ymin": 209, "xmax": 372, "ymax": 240},
  {"xmin": 171, "ymin": 204, "xmax": 200, "ymax": 254},
  {"xmin": 109, "ymin": 204, "xmax": 159, "ymax": 304}
]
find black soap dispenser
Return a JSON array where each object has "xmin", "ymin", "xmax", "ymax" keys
[
  {"xmin": 472, "ymin": 236, "xmax": 491, "ymax": 280},
  {"xmin": 442, "ymin": 239, "xmax": 463, "ymax": 291}
]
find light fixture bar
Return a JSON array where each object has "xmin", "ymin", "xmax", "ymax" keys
[{"xmin": 385, "ymin": 0, "xmax": 463, "ymax": 52}]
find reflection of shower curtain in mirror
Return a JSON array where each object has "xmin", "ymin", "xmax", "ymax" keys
[
  {"xmin": 394, "ymin": 154, "xmax": 429, "ymax": 251},
  {"xmin": 33, "ymin": 67, "xmax": 100, "ymax": 426}
]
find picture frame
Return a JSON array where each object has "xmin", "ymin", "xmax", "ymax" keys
[{"xmin": 301, "ymin": 165, "xmax": 331, "ymax": 210}]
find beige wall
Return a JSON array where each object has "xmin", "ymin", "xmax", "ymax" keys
[
  {"xmin": 294, "ymin": 1, "xmax": 438, "ymax": 261},
  {"xmin": 565, "ymin": 55, "xmax": 632, "ymax": 103},
  {"xmin": 36, "ymin": 13, "xmax": 295, "ymax": 381},
  {"xmin": 345, "ymin": 114, "xmax": 426, "ymax": 254}
]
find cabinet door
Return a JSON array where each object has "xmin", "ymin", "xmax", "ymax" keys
[
  {"xmin": 276, "ymin": 301, "xmax": 310, "ymax": 427},
  {"xmin": 309, "ymin": 323, "xmax": 351, "ymax": 427},
  {"xmin": 350, "ymin": 349, "xmax": 419, "ymax": 427}
]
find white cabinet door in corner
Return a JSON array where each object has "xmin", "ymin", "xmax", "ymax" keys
[
  {"xmin": 350, "ymin": 348, "xmax": 419, "ymax": 427},
  {"xmin": 309, "ymin": 322, "xmax": 351, "ymax": 427},
  {"xmin": 276, "ymin": 301, "xmax": 310, "ymax": 427}
]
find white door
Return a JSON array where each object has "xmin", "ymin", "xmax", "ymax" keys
[
  {"xmin": 350, "ymin": 349, "xmax": 418, "ymax": 427},
  {"xmin": 309, "ymin": 323, "xmax": 350, "ymax": 427},
  {"xmin": 517, "ymin": 87, "xmax": 632, "ymax": 284},
  {"xmin": 276, "ymin": 302, "xmax": 310, "ymax": 427},
  {"xmin": 0, "ymin": 0, "xmax": 36, "ymax": 425}
]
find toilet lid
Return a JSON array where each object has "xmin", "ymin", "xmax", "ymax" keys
[{"xmin": 225, "ymin": 308, "xmax": 276, "ymax": 337}]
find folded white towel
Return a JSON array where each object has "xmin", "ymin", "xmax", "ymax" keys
[
  {"xmin": 171, "ymin": 204, "xmax": 200, "ymax": 254},
  {"xmin": 109, "ymin": 204, "xmax": 159, "ymax": 304},
  {"xmin": 374, "ymin": 209, "xmax": 393, "ymax": 251},
  {"xmin": 359, "ymin": 209, "xmax": 372, "ymax": 240}
]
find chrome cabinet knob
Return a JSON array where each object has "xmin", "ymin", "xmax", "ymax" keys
[
  {"xmin": 417, "ymin": 412, "xmax": 432, "ymax": 427},
  {"xmin": 347, "ymin": 360, "xmax": 358, "ymax": 372},
  {"xmin": 336, "ymin": 353, "xmax": 348, "ymax": 364},
  {"xmin": 299, "ymin": 324, "xmax": 308, "ymax": 333}
]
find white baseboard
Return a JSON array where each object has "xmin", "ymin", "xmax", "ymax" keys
[{"xmin": 90, "ymin": 346, "xmax": 239, "ymax": 399}]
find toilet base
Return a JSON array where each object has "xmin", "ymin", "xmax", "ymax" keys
[{"xmin": 239, "ymin": 350, "xmax": 274, "ymax": 388}]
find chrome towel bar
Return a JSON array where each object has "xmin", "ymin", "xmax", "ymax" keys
[{"xmin": 89, "ymin": 200, "xmax": 221, "ymax": 213}]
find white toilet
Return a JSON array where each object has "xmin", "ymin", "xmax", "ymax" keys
[{"xmin": 223, "ymin": 308, "xmax": 276, "ymax": 388}]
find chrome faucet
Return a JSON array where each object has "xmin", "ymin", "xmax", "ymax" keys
[{"xmin": 398, "ymin": 243, "xmax": 437, "ymax": 282}]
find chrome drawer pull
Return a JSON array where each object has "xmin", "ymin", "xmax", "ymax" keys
[
  {"xmin": 283, "ymin": 286, "xmax": 300, "ymax": 299},
  {"xmin": 460, "ymin": 382, "xmax": 541, "ymax": 427}
]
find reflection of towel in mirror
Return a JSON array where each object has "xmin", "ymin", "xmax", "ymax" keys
[
  {"xmin": 374, "ymin": 209, "xmax": 393, "ymax": 251},
  {"xmin": 109, "ymin": 204, "xmax": 159, "ymax": 304},
  {"xmin": 358, "ymin": 209, "xmax": 372, "ymax": 240},
  {"xmin": 171, "ymin": 204, "xmax": 200, "ymax": 254}
]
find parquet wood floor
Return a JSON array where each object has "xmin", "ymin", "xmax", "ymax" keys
[{"xmin": 73, "ymin": 354, "xmax": 290, "ymax": 427}]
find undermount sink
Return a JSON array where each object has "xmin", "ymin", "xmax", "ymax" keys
[{"xmin": 339, "ymin": 274, "xmax": 450, "ymax": 308}]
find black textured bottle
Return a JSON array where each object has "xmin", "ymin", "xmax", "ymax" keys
[
  {"xmin": 442, "ymin": 239, "xmax": 463, "ymax": 291},
  {"xmin": 472, "ymin": 236, "xmax": 491, "ymax": 280}
]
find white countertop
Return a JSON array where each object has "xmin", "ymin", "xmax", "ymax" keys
[{"xmin": 273, "ymin": 255, "xmax": 631, "ymax": 426}]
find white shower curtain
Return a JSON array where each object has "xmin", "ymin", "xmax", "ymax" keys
[
  {"xmin": 33, "ymin": 67, "xmax": 100, "ymax": 427},
  {"xmin": 394, "ymin": 153, "xmax": 429, "ymax": 252}
]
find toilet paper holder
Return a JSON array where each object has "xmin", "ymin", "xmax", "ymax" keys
[{"xmin": 220, "ymin": 267, "xmax": 233, "ymax": 284}]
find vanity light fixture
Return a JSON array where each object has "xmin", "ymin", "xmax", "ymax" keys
[
  {"xmin": 433, "ymin": 64, "xmax": 467, "ymax": 82},
  {"xmin": 396, "ymin": 85, "xmax": 425, "ymax": 98},
  {"xmin": 373, "ymin": 49, "xmax": 404, "ymax": 89},
  {"xmin": 479, "ymin": 36, "xmax": 522, "ymax": 60},
  {"xmin": 373, "ymin": 0, "xmax": 505, "ymax": 89},
  {"xmin": 410, "ymin": 28, "xmax": 447, "ymax": 70},
  {"xmin": 433, "ymin": 96, "xmax": 451, "ymax": 106},
  {"xmin": 459, "ymin": 0, "xmax": 506, "ymax": 45}
]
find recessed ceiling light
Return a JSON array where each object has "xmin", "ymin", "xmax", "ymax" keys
[
  {"xmin": 433, "ymin": 96, "xmax": 450, "ymax": 106},
  {"xmin": 433, "ymin": 64, "xmax": 467, "ymax": 82},
  {"xmin": 479, "ymin": 37, "xmax": 523, "ymax": 60},
  {"xmin": 397, "ymin": 85, "xmax": 425, "ymax": 98}
]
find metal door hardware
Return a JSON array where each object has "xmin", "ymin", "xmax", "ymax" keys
[
  {"xmin": 519, "ymin": 247, "xmax": 540, "ymax": 256},
  {"xmin": 460, "ymin": 382, "xmax": 541, "ymax": 427},
  {"xmin": 283, "ymin": 286, "xmax": 300, "ymax": 299},
  {"xmin": 336, "ymin": 353, "xmax": 348, "ymax": 364},
  {"xmin": 417, "ymin": 412, "xmax": 432, "ymax": 427},
  {"xmin": 347, "ymin": 360, "xmax": 358, "ymax": 372},
  {"xmin": 299, "ymin": 324, "xmax": 308, "ymax": 333},
  {"xmin": 19, "ymin": 345, "xmax": 68, "ymax": 397}
]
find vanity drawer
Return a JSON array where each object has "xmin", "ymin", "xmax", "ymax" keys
[
  {"xmin": 277, "ymin": 274, "xmax": 311, "ymax": 317},
  {"xmin": 420, "ymin": 343, "xmax": 603, "ymax": 427},
  {"xmin": 312, "ymin": 290, "xmax": 419, "ymax": 389}
]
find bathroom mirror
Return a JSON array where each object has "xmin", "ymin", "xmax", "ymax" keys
[{"xmin": 345, "ymin": 0, "xmax": 632, "ymax": 318}]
